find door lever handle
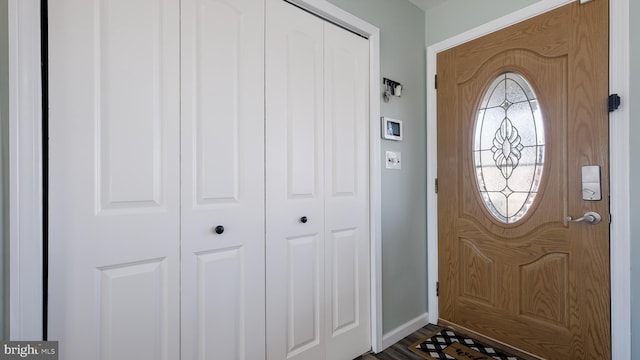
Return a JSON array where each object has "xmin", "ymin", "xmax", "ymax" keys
[{"xmin": 566, "ymin": 211, "xmax": 601, "ymax": 224}]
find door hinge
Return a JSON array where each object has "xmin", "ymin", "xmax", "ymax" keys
[
  {"xmin": 434, "ymin": 178, "xmax": 438, "ymax": 194},
  {"xmin": 434, "ymin": 74, "xmax": 437, "ymax": 89},
  {"xmin": 608, "ymin": 94, "xmax": 621, "ymax": 112},
  {"xmin": 436, "ymin": 281, "xmax": 439, "ymax": 297}
]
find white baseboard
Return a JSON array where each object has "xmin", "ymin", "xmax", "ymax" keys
[{"xmin": 378, "ymin": 312, "xmax": 430, "ymax": 352}]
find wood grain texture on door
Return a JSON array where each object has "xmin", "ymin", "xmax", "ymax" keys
[{"xmin": 437, "ymin": 1, "xmax": 609, "ymax": 359}]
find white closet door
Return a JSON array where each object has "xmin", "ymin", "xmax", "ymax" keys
[
  {"xmin": 265, "ymin": 0, "xmax": 325, "ymax": 359},
  {"xmin": 48, "ymin": 0, "xmax": 180, "ymax": 359},
  {"xmin": 323, "ymin": 22, "xmax": 371, "ymax": 360},
  {"xmin": 266, "ymin": 1, "xmax": 371, "ymax": 359},
  {"xmin": 180, "ymin": 0, "xmax": 265, "ymax": 359}
]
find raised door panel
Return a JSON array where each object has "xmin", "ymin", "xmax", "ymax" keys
[
  {"xmin": 520, "ymin": 253, "xmax": 569, "ymax": 327},
  {"xmin": 329, "ymin": 228, "xmax": 359, "ymax": 333},
  {"xmin": 194, "ymin": 248, "xmax": 245, "ymax": 359},
  {"xmin": 285, "ymin": 31, "xmax": 322, "ymax": 199},
  {"xmin": 97, "ymin": 0, "xmax": 169, "ymax": 212},
  {"xmin": 99, "ymin": 259, "xmax": 170, "ymax": 360},
  {"xmin": 323, "ymin": 22, "xmax": 371, "ymax": 360},
  {"xmin": 265, "ymin": 0, "xmax": 324, "ymax": 359},
  {"xmin": 48, "ymin": 0, "xmax": 180, "ymax": 359},
  {"xmin": 190, "ymin": 0, "xmax": 241, "ymax": 205},
  {"xmin": 180, "ymin": 0, "xmax": 265, "ymax": 359},
  {"xmin": 458, "ymin": 239, "xmax": 495, "ymax": 305},
  {"xmin": 287, "ymin": 234, "xmax": 322, "ymax": 356}
]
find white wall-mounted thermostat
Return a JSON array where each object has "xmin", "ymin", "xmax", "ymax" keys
[{"xmin": 382, "ymin": 117, "xmax": 403, "ymax": 141}]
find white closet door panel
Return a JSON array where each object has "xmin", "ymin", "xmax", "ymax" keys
[
  {"xmin": 192, "ymin": 0, "xmax": 240, "ymax": 204},
  {"xmin": 98, "ymin": 0, "xmax": 168, "ymax": 210},
  {"xmin": 265, "ymin": 0, "xmax": 324, "ymax": 359},
  {"xmin": 48, "ymin": 0, "xmax": 180, "ymax": 359},
  {"xmin": 286, "ymin": 32, "xmax": 322, "ymax": 198},
  {"xmin": 99, "ymin": 259, "xmax": 170, "ymax": 360},
  {"xmin": 194, "ymin": 247, "xmax": 244, "ymax": 359},
  {"xmin": 328, "ymin": 228, "xmax": 359, "ymax": 331},
  {"xmin": 180, "ymin": 0, "xmax": 265, "ymax": 359},
  {"xmin": 324, "ymin": 22, "xmax": 371, "ymax": 360},
  {"xmin": 287, "ymin": 234, "xmax": 322, "ymax": 354}
]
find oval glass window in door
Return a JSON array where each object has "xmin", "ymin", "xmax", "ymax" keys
[{"xmin": 473, "ymin": 72, "xmax": 545, "ymax": 224}]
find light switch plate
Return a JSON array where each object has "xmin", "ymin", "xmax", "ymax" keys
[{"xmin": 385, "ymin": 151, "xmax": 401, "ymax": 169}]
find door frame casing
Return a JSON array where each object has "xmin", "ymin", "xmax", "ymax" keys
[
  {"xmin": 7, "ymin": 0, "xmax": 43, "ymax": 340},
  {"xmin": 8, "ymin": 0, "xmax": 384, "ymax": 352},
  {"xmin": 426, "ymin": 0, "xmax": 631, "ymax": 359}
]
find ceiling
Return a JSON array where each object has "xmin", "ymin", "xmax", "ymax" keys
[{"xmin": 406, "ymin": 0, "xmax": 447, "ymax": 11}]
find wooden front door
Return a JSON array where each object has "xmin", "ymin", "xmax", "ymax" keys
[{"xmin": 437, "ymin": 1, "xmax": 610, "ymax": 359}]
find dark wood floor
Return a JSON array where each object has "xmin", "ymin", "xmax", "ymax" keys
[{"xmin": 355, "ymin": 323, "xmax": 440, "ymax": 360}]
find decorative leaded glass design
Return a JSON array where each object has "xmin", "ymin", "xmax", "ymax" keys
[{"xmin": 473, "ymin": 72, "xmax": 545, "ymax": 224}]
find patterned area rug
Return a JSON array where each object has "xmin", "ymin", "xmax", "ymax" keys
[{"xmin": 409, "ymin": 327, "xmax": 522, "ymax": 360}]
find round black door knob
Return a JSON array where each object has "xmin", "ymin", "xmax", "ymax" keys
[
  {"xmin": 300, "ymin": 216, "xmax": 308, "ymax": 224},
  {"xmin": 214, "ymin": 225, "xmax": 225, "ymax": 234}
]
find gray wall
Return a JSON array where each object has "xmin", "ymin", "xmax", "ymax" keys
[
  {"xmin": 425, "ymin": 0, "xmax": 638, "ymax": 358},
  {"xmin": 326, "ymin": 0, "xmax": 428, "ymax": 334},
  {"xmin": 0, "ymin": 0, "xmax": 8, "ymax": 341},
  {"xmin": 425, "ymin": 0, "xmax": 537, "ymax": 45},
  {"xmin": 629, "ymin": 0, "xmax": 639, "ymax": 357}
]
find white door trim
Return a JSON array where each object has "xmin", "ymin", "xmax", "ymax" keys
[
  {"xmin": 8, "ymin": 0, "xmax": 43, "ymax": 340},
  {"xmin": 426, "ymin": 0, "xmax": 631, "ymax": 359},
  {"xmin": 288, "ymin": 0, "xmax": 383, "ymax": 352},
  {"xmin": 607, "ymin": 0, "xmax": 631, "ymax": 359},
  {"xmin": 9, "ymin": 0, "xmax": 384, "ymax": 351}
]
